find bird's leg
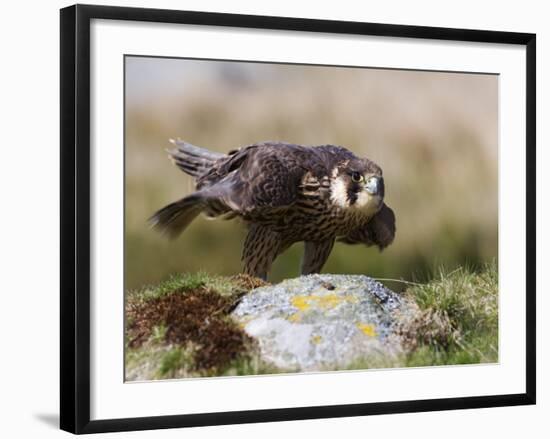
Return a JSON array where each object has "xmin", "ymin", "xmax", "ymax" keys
[
  {"xmin": 301, "ymin": 238, "xmax": 335, "ymax": 275},
  {"xmin": 242, "ymin": 225, "xmax": 284, "ymax": 280}
]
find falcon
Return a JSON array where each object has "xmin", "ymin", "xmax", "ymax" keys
[{"xmin": 150, "ymin": 140, "xmax": 396, "ymax": 279}]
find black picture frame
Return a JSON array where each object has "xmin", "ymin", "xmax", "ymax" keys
[{"xmin": 60, "ymin": 4, "xmax": 536, "ymax": 434}]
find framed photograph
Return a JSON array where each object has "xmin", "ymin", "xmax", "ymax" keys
[{"xmin": 60, "ymin": 4, "xmax": 536, "ymax": 434}]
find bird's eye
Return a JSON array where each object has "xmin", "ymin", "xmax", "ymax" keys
[{"xmin": 351, "ymin": 172, "xmax": 363, "ymax": 183}]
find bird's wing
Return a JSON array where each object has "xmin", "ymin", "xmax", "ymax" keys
[
  {"xmin": 197, "ymin": 143, "xmax": 310, "ymax": 213},
  {"xmin": 339, "ymin": 203, "xmax": 396, "ymax": 250}
]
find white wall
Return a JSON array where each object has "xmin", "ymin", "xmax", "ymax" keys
[{"xmin": 0, "ymin": 0, "xmax": 546, "ymax": 437}]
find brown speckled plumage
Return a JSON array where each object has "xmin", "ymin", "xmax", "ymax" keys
[{"xmin": 150, "ymin": 140, "xmax": 396, "ymax": 279}]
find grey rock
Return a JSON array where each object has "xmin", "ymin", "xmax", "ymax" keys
[{"xmin": 232, "ymin": 274, "xmax": 415, "ymax": 371}]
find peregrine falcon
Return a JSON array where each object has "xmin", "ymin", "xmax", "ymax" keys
[{"xmin": 150, "ymin": 140, "xmax": 396, "ymax": 279}]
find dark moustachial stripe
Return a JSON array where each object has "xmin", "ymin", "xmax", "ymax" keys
[{"xmin": 347, "ymin": 181, "xmax": 362, "ymax": 205}]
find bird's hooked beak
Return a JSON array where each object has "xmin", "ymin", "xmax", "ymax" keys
[{"xmin": 364, "ymin": 176, "xmax": 381, "ymax": 195}]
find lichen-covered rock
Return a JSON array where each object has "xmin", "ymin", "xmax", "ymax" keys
[{"xmin": 232, "ymin": 274, "xmax": 414, "ymax": 371}]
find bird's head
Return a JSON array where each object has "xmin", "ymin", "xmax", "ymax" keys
[{"xmin": 330, "ymin": 158, "xmax": 384, "ymax": 215}]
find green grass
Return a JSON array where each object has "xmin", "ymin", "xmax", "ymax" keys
[
  {"xmin": 127, "ymin": 271, "xmax": 260, "ymax": 303},
  {"xmin": 403, "ymin": 260, "xmax": 498, "ymax": 366},
  {"xmin": 125, "ymin": 263, "xmax": 498, "ymax": 380},
  {"xmin": 129, "ymin": 271, "xmax": 217, "ymax": 301}
]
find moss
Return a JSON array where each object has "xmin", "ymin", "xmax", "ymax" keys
[
  {"xmin": 125, "ymin": 274, "xmax": 272, "ymax": 380},
  {"xmin": 127, "ymin": 286, "xmax": 252, "ymax": 371}
]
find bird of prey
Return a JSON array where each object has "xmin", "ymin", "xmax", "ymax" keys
[{"xmin": 150, "ymin": 140, "xmax": 396, "ymax": 279}]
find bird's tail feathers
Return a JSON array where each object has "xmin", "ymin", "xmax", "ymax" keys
[
  {"xmin": 168, "ymin": 139, "xmax": 224, "ymax": 178},
  {"xmin": 149, "ymin": 194, "xmax": 204, "ymax": 239}
]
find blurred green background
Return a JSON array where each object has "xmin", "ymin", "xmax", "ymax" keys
[{"xmin": 125, "ymin": 56, "xmax": 498, "ymax": 292}]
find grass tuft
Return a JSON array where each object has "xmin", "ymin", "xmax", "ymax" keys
[
  {"xmin": 129, "ymin": 271, "xmax": 214, "ymax": 301},
  {"xmin": 402, "ymin": 260, "xmax": 498, "ymax": 365}
]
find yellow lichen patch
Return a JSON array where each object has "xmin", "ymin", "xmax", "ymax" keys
[
  {"xmin": 357, "ymin": 323, "xmax": 378, "ymax": 337},
  {"xmin": 291, "ymin": 295, "xmax": 312, "ymax": 311},
  {"xmin": 311, "ymin": 335, "xmax": 323, "ymax": 345},
  {"xmin": 291, "ymin": 294, "xmax": 357, "ymax": 312}
]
